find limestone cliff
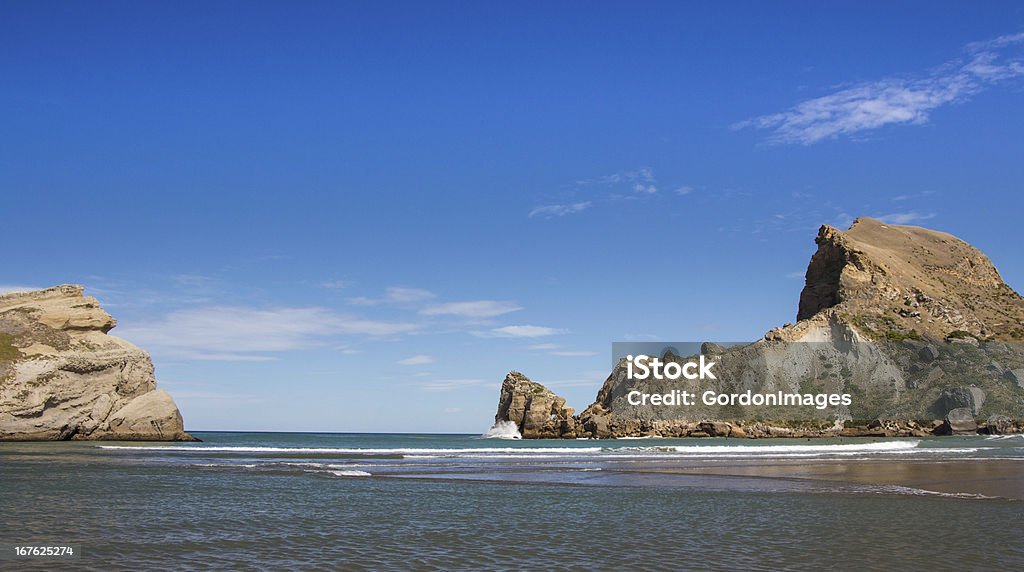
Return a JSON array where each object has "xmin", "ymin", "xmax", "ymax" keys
[
  {"xmin": 0, "ymin": 285, "xmax": 195, "ymax": 441},
  {"xmin": 494, "ymin": 218, "xmax": 1024, "ymax": 438}
]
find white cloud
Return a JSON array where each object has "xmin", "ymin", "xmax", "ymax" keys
[
  {"xmin": 346, "ymin": 296, "xmax": 378, "ymax": 306},
  {"xmin": 675, "ymin": 186, "xmax": 693, "ymax": 196},
  {"xmin": 526, "ymin": 343, "xmax": 560, "ymax": 350},
  {"xmin": 529, "ymin": 201, "xmax": 591, "ymax": 218},
  {"xmin": 736, "ymin": 33, "xmax": 1024, "ymax": 144},
  {"xmin": 160, "ymin": 389, "xmax": 271, "ymax": 403},
  {"xmin": 420, "ymin": 300, "xmax": 522, "ymax": 318},
  {"xmin": 347, "ymin": 287, "xmax": 435, "ymax": 306},
  {"xmin": 385, "ymin": 287, "xmax": 435, "ymax": 303},
  {"xmin": 118, "ymin": 306, "xmax": 418, "ymax": 361},
  {"xmin": 580, "ymin": 167, "xmax": 656, "ymax": 186},
  {"xmin": 419, "ymin": 378, "xmax": 485, "ymax": 392},
  {"xmin": 0, "ymin": 285, "xmax": 41, "ymax": 295},
  {"xmin": 398, "ymin": 354, "xmax": 435, "ymax": 365},
  {"xmin": 524, "ymin": 343, "xmax": 596, "ymax": 356},
  {"xmin": 320, "ymin": 280, "xmax": 350, "ymax": 289},
  {"xmin": 633, "ymin": 183, "xmax": 657, "ymax": 194},
  {"xmin": 488, "ymin": 325, "xmax": 563, "ymax": 338},
  {"xmin": 873, "ymin": 212, "xmax": 936, "ymax": 225}
]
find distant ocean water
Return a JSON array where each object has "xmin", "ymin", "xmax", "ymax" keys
[{"xmin": 2, "ymin": 432, "xmax": 1023, "ymax": 570}]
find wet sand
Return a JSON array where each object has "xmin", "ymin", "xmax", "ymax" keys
[{"xmin": 610, "ymin": 459, "xmax": 1024, "ymax": 499}]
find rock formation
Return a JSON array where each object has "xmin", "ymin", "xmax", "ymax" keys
[
  {"xmin": 797, "ymin": 217, "xmax": 1024, "ymax": 340},
  {"xmin": 494, "ymin": 371, "xmax": 575, "ymax": 438},
  {"xmin": 494, "ymin": 218, "xmax": 1024, "ymax": 438},
  {"xmin": 0, "ymin": 285, "xmax": 195, "ymax": 441}
]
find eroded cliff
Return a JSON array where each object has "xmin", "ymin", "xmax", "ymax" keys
[{"xmin": 0, "ymin": 285, "xmax": 194, "ymax": 441}]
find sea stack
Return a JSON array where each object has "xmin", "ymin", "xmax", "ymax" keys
[{"xmin": 0, "ymin": 285, "xmax": 195, "ymax": 441}]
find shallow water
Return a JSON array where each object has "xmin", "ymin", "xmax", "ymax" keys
[{"xmin": 2, "ymin": 433, "xmax": 1022, "ymax": 569}]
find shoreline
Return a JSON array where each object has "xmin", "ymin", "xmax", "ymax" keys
[{"xmin": 503, "ymin": 417, "xmax": 1024, "ymax": 439}]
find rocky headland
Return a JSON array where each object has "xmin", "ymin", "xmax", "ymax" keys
[
  {"xmin": 492, "ymin": 217, "xmax": 1024, "ymax": 438},
  {"xmin": 0, "ymin": 285, "xmax": 195, "ymax": 441}
]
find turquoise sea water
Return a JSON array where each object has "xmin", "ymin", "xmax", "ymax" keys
[{"xmin": 2, "ymin": 432, "xmax": 1023, "ymax": 570}]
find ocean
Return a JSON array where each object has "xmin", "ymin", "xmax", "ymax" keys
[{"xmin": 2, "ymin": 432, "xmax": 1023, "ymax": 570}]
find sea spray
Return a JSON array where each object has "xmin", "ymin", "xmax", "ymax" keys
[{"xmin": 482, "ymin": 420, "xmax": 522, "ymax": 439}]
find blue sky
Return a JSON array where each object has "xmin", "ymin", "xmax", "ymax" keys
[{"xmin": 3, "ymin": 1, "xmax": 1023, "ymax": 432}]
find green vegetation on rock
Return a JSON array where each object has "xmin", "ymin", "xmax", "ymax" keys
[{"xmin": 0, "ymin": 333, "xmax": 20, "ymax": 361}]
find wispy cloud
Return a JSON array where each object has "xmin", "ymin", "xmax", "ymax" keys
[
  {"xmin": 524, "ymin": 343, "xmax": 596, "ymax": 357},
  {"xmin": 418, "ymin": 378, "xmax": 486, "ymax": 392},
  {"xmin": 528, "ymin": 201, "xmax": 591, "ymax": 218},
  {"xmin": 735, "ymin": 32, "xmax": 1024, "ymax": 144},
  {"xmin": 348, "ymin": 287, "xmax": 436, "ymax": 306},
  {"xmin": 873, "ymin": 211, "xmax": 936, "ymax": 225},
  {"xmin": 118, "ymin": 306, "xmax": 418, "ymax": 361},
  {"xmin": 320, "ymin": 279, "xmax": 350, "ymax": 289},
  {"xmin": 578, "ymin": 167, "xmax": 656, "ymax": 186},
  {"xmin": 525, "ymin": 343, "xmax": 560, "ymax": 350},
  {"xmin": 159, "ymin": 388, "xmax": 271, "ymax": 404},
  {"xmin": 0, "ymin": 284, "xmax": 41, "ymax": 295},
  {"xmin": 420, "ymin": 300, "xmax": 522, "ymax": 318},
  {"xmin": 531, "ymin": 168, "xmax": 695, "ymax": 217},
  {"xmin": 386, "ymin": 287, "xmax": 435, "ymax": 303},
  {"xmin": 487, "ymin": 325, "xmax": 564, "ymax": 338},
  {"xmin": 398, "ymin": 354, "xmax": 435, "ymax": 365}
]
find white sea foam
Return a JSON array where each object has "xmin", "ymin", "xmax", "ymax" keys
[
  {"xmin": 482, "ymin": 421, "xmax": 522, "ymax": 439},
  {"xmin": 330, "ymin": 470, "xmax": 371, "ymax": 477},
  {"xmin": 97, "ymin": 445, "xmax": 605, "ymax": 454},
  {"xmin": 193, "ymin": 463, "xmax": 257, "ymax": 468},
  {"xmin": 867, "ymin": 485, "xmax": 1000, "ymax": 500},
  {"xmin": 97, "ymin": 439, "xmax": 948, "ymax": 459},
  {"xmin": 985, "ymin": 434, "xmax": 1024, "ymax": 440},
  {"xmin": 643, "ymin": 440, "xmax": 922, "ymax": 455}
]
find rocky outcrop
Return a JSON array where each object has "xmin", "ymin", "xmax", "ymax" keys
[
  {"xmin": 934, "ymin": 387, "xmax": 986, "ymax": 417},
  {"xmin": 0, "ymin": 285, "xmax": 195, "ymax": 441},
  {"xmin": 493, "ymin": 217, "xmax": 1024, "ymax": 438},
  {"xmin": 945, "ymin": 407, "xmax": 980, "ymax": 434},
  {"xmin": 797, "ymin": 217, "xmax": 1024, "ymax": 340},
  {"xmin": 494, "ymin": 371, "xmax": 575, "ymax": 438}
]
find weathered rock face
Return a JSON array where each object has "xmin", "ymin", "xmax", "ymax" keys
[
  {"xmin": 945, "ymin": 407, "xmax": 979, "ymax": 435},
  {"xmin": 494, "ymin": 371, "xmax": 575, "ymax": 438},
  {"xmin": 494, "ymin": 217, "xmax": 1024, "ymax": 438},
  {"xmin": 0, "ymin": 285, "xmax": 195, "ymax": 441},
  {"xmin": 935, "ymin": 387, "xmax": 986, "ymax": 417},
  {"xmin": 798, "ymin": 217, "xmax": 1024, "ymax": 341}
]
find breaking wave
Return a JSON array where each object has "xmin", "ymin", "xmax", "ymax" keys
[
  {"xmin": 481, "ymin": 421, "xmax": 522, "ymax": 439},
  {"xmin": 330, "ymin": 470, "xmax": 371, "ymax": 477},
  {"xmin": 98, "ymin": 440, "xmax": 927, "ymax": 459}
]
